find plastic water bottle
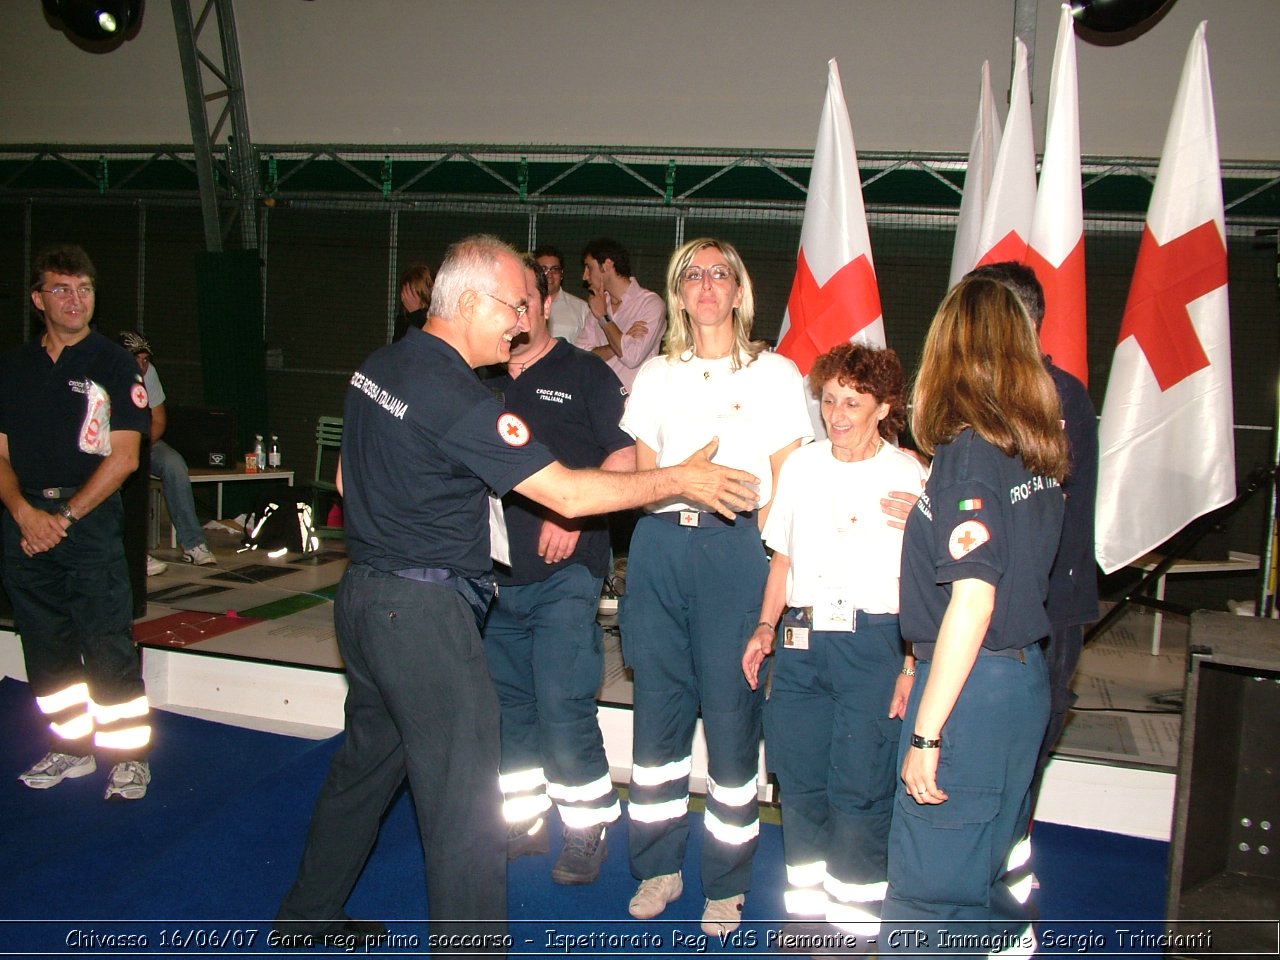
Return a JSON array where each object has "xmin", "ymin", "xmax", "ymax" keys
[
  {"xmin": 269, "ymin": 435, "xmax": 281, "ymax": 469},
  {"xmin": 254, "ymin": 434, "xmax": 266, "ymax": 469}
]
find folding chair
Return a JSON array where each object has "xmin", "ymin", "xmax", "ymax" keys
[{"xmin": 308, "ymin": 416, "xmax": 344, "ymax": 539}]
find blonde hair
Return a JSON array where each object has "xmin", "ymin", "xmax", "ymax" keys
[
  {"xmin": 911, "ymin": 276, "xmax": 1069, "ymax": 481},
  {"xmin": 663, "ymin": 238, "xmax": 765, "ymax": 370}
]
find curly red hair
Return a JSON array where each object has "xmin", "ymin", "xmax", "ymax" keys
[{"xmin": 809, "ymin": 343, "xmax": 907, "ymax": 441}]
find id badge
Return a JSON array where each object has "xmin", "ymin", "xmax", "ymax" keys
[
  {"xmin": 813, "ymin": 582, "xmax": 855, "ymax": 632},
  {"xmin": 780, "ymin": 609, "xmax": 810, "ymax": 651}
]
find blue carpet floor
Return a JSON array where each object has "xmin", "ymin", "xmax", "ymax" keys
[{"xmin": 0, "ymin": 677, "xmax": 1168, "ymax": 955}]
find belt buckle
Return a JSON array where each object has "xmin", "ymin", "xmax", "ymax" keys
[
  {"xmin": 678, "ymin": 510, "xmax": 699, "ymax": 527},
  {"xmin": 41, "ymin": 487, "xmax": 59, "ymax": 500}
]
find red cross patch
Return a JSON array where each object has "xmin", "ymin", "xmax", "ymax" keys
[
  {"xmin": 131, "ymin": 383, "xmax": 149, "ymax": 409},
  {"xmin": 497, "ymin": 412, "xmax": 531, "ymax": 447},
  {"xmin": 948, "ymin": 520, "xmax": 990, "ymax": 560}
]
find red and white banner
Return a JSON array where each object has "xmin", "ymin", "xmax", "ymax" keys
[
  {"xmin": 949, "ymin": 60, "xmax": 1002, "ymax": 288},
  {"xmin": 1095, "ymin": 22, "xmax": 1234, "ymax": 574},
  {"xmin": 974, "ymin": 37, "xmax": 1035, "ymax": 268},
  {"xmin": 777, "ymin": 58, "xmax": 884, "ymax": 381},
  {"xmin": 1027, "ymin": 3, "xmax": 1089, "ymax": 385}
]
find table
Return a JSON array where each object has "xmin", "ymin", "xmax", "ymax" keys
[
  {"xmin": 151, "ymin": 466, "xmax": 295, "ymax": 548},
  {"xmin": 1128, "ymin": 551, "xmax": 1261, "ymax": 655}
]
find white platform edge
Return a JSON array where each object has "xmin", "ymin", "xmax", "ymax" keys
[{"xmin": 0, "ymin": 628, "xmax": 1174, "ymax": 841}]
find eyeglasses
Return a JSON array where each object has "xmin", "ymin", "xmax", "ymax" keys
[
  {"xmin": 483, "ymin": 291, "xmax": 529, "ymax": 319},
  {"xmin": 680, "ymin": 265, "xmax": 735, "ymax": 285},
  {"xmin": 539, "ymin": 265, "xmax": 564, "ymax": 275},
  {"xmin": 40, "ymin": 284, "xmax": 96, "ymax": 300}
]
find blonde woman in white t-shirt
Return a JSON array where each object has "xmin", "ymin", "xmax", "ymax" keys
[{"xmin": 620, "ymin": 238, "xmax": 813, "ymax": 935}]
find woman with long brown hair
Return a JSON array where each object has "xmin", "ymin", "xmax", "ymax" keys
[{"xmin": 881, "ymin": 275, "xmax": 1067, "ymax": 954}]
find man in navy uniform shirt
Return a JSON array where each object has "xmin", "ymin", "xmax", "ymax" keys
[
  {"xmin": 275, "ymin": 235, "xmax": 758, "ymax": 951},
  {"xmin": 0, "ymin": 243, "xmax": 153, "ymax": 801},
  {"xmin": 485, "ymin": 255, "xmax": 633, "ymax": 885}
]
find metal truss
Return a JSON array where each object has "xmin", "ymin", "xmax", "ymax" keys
[
  {"xmin": 1, "ymin": 144, "xmax": 1276, "ymax": 230},
  {"xmin": 170, "ymin": 0, "xmax": 259, "ymax": 250}
]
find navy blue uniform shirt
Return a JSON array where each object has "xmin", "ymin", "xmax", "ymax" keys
[
  {"xmin": 341, "ymin": 327, "xmax": 556, "ymax": 579},
  {"xmin": 488, "ymin": 339, "xmax": 630, "ymax": 585},
  {"xmin": 901, "ymin": 429, "xmax": 1065, "ymax": 657},
  {"xmin": 0, "ymin": 331, "xmax": 149, "ymax": 488},
  {"xmin": 1046, "ymin": 360, "xmax": 1099, "ymax": 628}
]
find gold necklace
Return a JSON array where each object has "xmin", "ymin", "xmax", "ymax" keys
[{"xmin": 696, "ymin": 347, "xmax": 733, "ymax": 379}]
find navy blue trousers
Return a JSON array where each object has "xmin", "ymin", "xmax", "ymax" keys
[
  {"xmin": 3, "ymin": 493, "xmax": 144, "ymax": 754},
  {"xmin": 621, "ymin": 515, "xmax": 767, "ymax": 900},
  {"xmin": 766, "ymin": 620, "xmax": 903, "ymax": 924},
  {"xmin": 881, "ymin": 645, "xmax": 1048, "ymax": 958},
  {"xmin": 276, "ymin": 564, "xmax": 506, "ymax": 946},
  {"xmin": 483, "ymin": 564, "xmax": 617, "ymax": 827}
]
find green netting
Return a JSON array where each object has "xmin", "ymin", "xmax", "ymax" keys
[{"xmin": 0, "ymin": 147, "xmax": 1275, "ymax": 567}]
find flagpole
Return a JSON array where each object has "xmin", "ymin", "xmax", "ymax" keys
[{"xmin": 1258, "ymin": 237, "xmax": 1280, "ymax": 617}]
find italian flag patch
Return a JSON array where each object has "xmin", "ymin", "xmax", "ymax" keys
[{"xmin": 957, "ymin": 498, "xmax": 983, "ymax": 511}]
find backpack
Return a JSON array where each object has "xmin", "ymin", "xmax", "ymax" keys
[{"xmin": 241, "ymin": 500, "xmax": 319, "ymax": 556}]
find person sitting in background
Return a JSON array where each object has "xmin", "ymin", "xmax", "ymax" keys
[
  {"xmin": 118, "ymin": 332, "xmax": 216, "ymax": 567},
  {"xmin": 393, "ymin": 261, "xmax": 434, "ymax": 342}
]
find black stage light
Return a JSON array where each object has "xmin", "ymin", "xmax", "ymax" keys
[
  {"xmin": 1070, "ymin": 0, "xmax": 1177, "ymax": 43},
  {"xmin": 42, "ymin": 0, "xmax": 143, "ymax": 45}
]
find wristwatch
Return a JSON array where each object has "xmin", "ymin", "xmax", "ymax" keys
[{"xmin": 58, "ymin": 504, "xmax": 79, "ymax": 525}]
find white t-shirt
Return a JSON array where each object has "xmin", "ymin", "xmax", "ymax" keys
[
  {"xmin": 143, "ymin": 362, "xmax": 165, "ymax": 409},
  {"xmin": 763, "ymin": 438, "xmax": 928, "ymax": 614},
  {"xmin": 548, "ymin": 289, "xmax": 590, "ymax": 343},
  {"xmin": 621, "ymin": 349, "xmax": 813, "ymax": 512}
]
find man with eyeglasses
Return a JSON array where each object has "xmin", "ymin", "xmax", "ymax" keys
[
  {"xmin": 534, "ymin": 244, "xmax": 591, "ymax": 344},
  {"xmin": 275, "ymin": 234, "xmax": 760, "ymax": 951},
  {"xmin": 574, "ymin": 237, "xmax": 666, "ymax": 394},
  {"xmin": 0, "ymin": 243, "xmax": 153, "ymax": 802}
]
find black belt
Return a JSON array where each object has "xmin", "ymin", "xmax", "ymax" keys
[
  {"xmin": 915, "ymin": 645, "xmax": 1031, "ymax": 663},
  {"xmin": 390, "ymin": 566, "xmax": 497, "ymax": 629},
  {"xmin": 391, "ymin": 566, "xmax": 457, "ymax": 584},
  {"xmin": 649, "ymin": 509, "xmax": 757, "ymax": 528},
  {"xmin": 23, "ymin": 486, "xmax": 79, "ymax": 500},
  {"xmin": 788, "ymin": 606, "xmax": 899, "ymax": 632}
]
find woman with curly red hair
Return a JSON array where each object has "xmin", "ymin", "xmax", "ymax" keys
[{"xmin": 742, "ymin": 342, "xmax": 926, "ymax": 945}]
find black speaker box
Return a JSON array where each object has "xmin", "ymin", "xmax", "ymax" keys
[
  {"xmin": 1167, "ymin": 610, "xmax": 1280, "ymax": 956},
  {"xmin": 164, "ymin": 405, "xmax": 238, "ymax": 469}
]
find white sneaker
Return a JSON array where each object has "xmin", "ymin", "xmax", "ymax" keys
[
  {"xmin": 104, "ymin": 760, "xmax": 151, "ymax": 800},
  {"xmin": 146, "ymin": 555, "xmax": 168, "ymax": 576},
  {"xmin": 183, "ymin": 544, "xmax": 217, "ymax": 566},
  {"xmin": 628, "ymin": 872, "xmax": 683, "ymax": 919},
  {"xmin": 701, "ymin": 893, "xmax": 744, "ymax": 936},
  {"xmin": 19, "ymin": 751, "xmax": 96, "ymax": 789}
]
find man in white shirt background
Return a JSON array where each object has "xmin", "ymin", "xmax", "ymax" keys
[{"xmin": 534, "ymin": 245, "xmax": 591, "ymax": 344}]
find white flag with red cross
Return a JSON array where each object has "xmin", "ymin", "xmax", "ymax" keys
[
  {"xmin": 949, "ymin": 60, "xmax": 1002, "ymax": 288},
  {"xmin": 777, "ymin": 58, "xmax": 884, "ymax": 379},
  {"xmin": 1095, "ymin": 21, "xmax": 1234, "ymax": 574},
  {"xmin": 1027, "ymin": 3, "xmax": 1089, "ymax": 385},
  {"xmin": 974, "ymin": 37, "xmax": 1035, "ymax": 268}
]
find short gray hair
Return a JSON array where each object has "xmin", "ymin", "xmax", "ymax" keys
[{"xmin": 429, "ymin": 234, "xmax": 520, "ymax": 321}]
